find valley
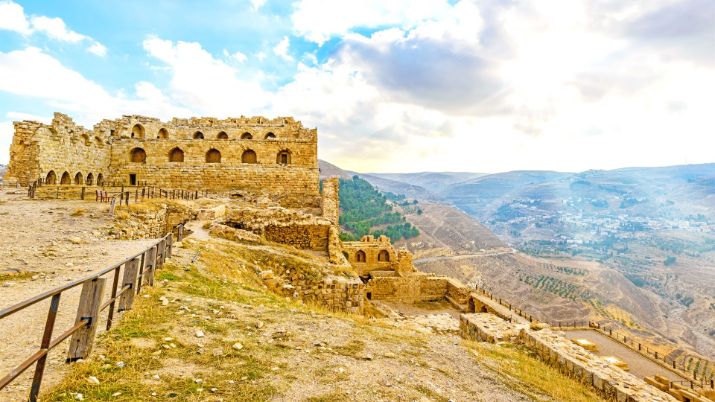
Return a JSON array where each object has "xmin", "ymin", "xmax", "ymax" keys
[{"xmin": 322, "ymin": 161, "xmax": 715, "ymax": 383}]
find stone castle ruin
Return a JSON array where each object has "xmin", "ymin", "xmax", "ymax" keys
[
  {"xmin": 4, "ymin": 112, "xmax": 702, "ymax": 402},
  {"xmin": 5, "ymin": 112, "xmax": 320, "ymax": 208}
]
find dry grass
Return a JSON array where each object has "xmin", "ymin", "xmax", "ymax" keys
[
  {"xmin": 0, "ymin": 270, "xmax": 36, "ymax": 283},
  {"xmin": 70, "ymin": 208, "xmax": 86, "ymax": 217},
  {"xmin": 465, "ymin": 340, "xmax": 606, "ymax": 402}
]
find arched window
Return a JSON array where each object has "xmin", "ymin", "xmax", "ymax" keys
[
  {"xmin": 169, "ymin": 147, "xmax": 184, "ymax": 162},
  {"xmin": 60, "ymin": 171, "xmax": 71, "ymax": 185},
  {"xmin": 241, "ymin": 132, "xmax": 252, "ymax": 139},
  {"xmin": 97, "ymin": 173, "xmax": 104, "ymax": 186},
  {"xmin": 81, "ymin": 134, "xmax": 91, "ymax": 146},
  {"xmin": 86, "ymin": 173, "xmax": 94, "ymax": 185},
  {"xmin": 132, "ymin": 124, "xmax": 145, "ymax": 139},
  {"xmin": 158, "ymin": 128, "xmax": 169, "ymax": 139},
  {"xmin": 264, "ymin": 132, "xmax": 276, "ymax": 139},
  {"xmin": 130, "ymin": 147, "xmax": 147, "ymax": 163},
  {"xmin": 206, "ymin": 148, "xmax": 221, "ymax": 163},
  {"xmin": 193, "ymin": 131, "xmax": 204, "ymax": 139},
  {"xmin": 276, "ymin": 150, "xmax": 291, "ymax": 165},
  {"xmin": 45, "ymin": 170, "xmax": 57, "ymax": 185},
  {"xmin": 74, "ymin": 172, "xmax": 83, "ymax": 185},
  {"xmin": 356, "ymin": 250, "xmax": 367, "ymax": 262},
  {"xmin": 217, "ymin": 131, "xmax": 229, "ymax": 140},
  {"xmin": 241, "ymin": 149, "xmax": 257, "ymax": 164},
  {"xmin": 378, "ymin": 250, "xmax": 390, "ymax": 262}
]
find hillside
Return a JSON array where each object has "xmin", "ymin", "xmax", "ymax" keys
[{"xmin": 40, "ymin": 236, "xmax": 606, "ymax": 402}]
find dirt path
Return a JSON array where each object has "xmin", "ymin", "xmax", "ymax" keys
[
  {"xmin": 414, "ymin": 249, "xmax": 514, "ymax": 264},
  {"xmin": 0, "ymin": 191, "xmax": 157, "ymax": 401},
  {"xmin": 563, "ymin": 329, "xmax": 687, "ymax": 382}
]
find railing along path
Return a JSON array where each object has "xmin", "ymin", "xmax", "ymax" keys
[
  {"xmin": 473, "ymin": 285, "xmax": 715, "ymax": 392},
  {"xmin": 0, "ymin": 223, "xmax": 186, "ymax": 401}
]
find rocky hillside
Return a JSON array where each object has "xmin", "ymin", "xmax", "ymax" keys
[{"xmin": 41, "ymin": 235, "xmax": 606, "ymax": 402}]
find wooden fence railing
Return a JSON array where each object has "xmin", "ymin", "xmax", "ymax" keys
[
  {"xmin": 473, "ymin": 285, "xmax": 715, "ymax": 390},
  {"xmin": 0, "ymin": 224, "xmax": 185, "ymax": 402},
  {"xmin": 28, "ymin": 176, "xmax": 209, "ymax": 202}
]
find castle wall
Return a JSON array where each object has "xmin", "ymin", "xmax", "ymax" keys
[{"xmin": 5, "ymin": 113, "xmax": 320, "ymax": 209}]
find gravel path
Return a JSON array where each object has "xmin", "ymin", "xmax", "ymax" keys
[{"xmin": 0, "ymin": 192, "xmax": 157, "ymax": 401}]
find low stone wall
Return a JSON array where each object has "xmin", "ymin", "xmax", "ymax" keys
[
  {"xmin": 366, "ymin": 274, "xmax": 458, "ymax": 303},
  {"xmin": 277, "ymin": 275, "xmax": 364, "ymax": 314},
  {"xmin": 113, "ymin": 201, "xmax": 194, "ymax": 239},
  {"xmin": 518, "ymin": 328, "xmax": 677, "ymax": 402},
  {"xmin": 460, "ymin": 313, "xmax": 522, "ymax": 343},
  {"xmin": 264, "ymin": 224, "xmax": 329, "ymax": 251}
]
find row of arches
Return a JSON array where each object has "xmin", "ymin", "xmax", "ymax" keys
[
  {"xmin": 130, "ymin": 124, "xmax": 277, "ymax": 140},
  {"xmin": 129, "ymin": 147, "xmax": 291, "ymax": 165},
  {"xmin": 347, "ymin": 249, "xmax": 391, "ymax": 263},
  {"xmin": 45, "ymin": 170, "xmax": 104, "ymax": 186}
]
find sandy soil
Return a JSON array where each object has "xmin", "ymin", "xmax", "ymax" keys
[{"xmin": 0, "ymin": 191, "xmax": 157, "ymax": 400}]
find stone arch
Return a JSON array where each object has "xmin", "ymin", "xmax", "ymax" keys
[
  {"xmin": 276, "ymin": 149, "xmax": 291, "ymax": 165},
  {"xmin": 205, "ymin": 148, "xmax": 221, "ymax": 163},
  {"xmin": 60, "ymin": 171, "xmax": 71, "ymax": 185},
  {"xmin": 81, "ymin": 133, "xmax": 91, "ymax": 146},
  {"xmin": 193, "ymin": 131, "xmax": 204, "ymax": 139},
  {"xmin": 217, "ymin": 131, "xmax": 229, "ymax": 140},
  {"xmin": 241, "ymin": 132, "xmax": 252, "ymax": 139},
  {"xmin": 130, "ymin": 147, "xmax": 147, "ymax": 163},
  {"xmin": 169, "ymin": 147, "xmax": 185, "ymax": 162},
  {"xmin": 86, "ymin": 173, "xmax": 94, "ymax": 185},
  {"xmin": 132, "ymin": 123, "xmax": 145, "ymax": 139},
  {"xmin": 74, "ymin": 172, "xmax": 83, "ymax": 185},
  {"xmin": 377, "ymin": 250, "xmax": 390, "ymax": 262},
  {"xmin": 97, "ymin": 173, "xmax": 104, "ymax": 186},
  {"xmin": 264, "ymin": 132, "xmax": 276, "ymax": 139},
  {"xmin": 45, "ymin": 170, "xmax": 57, "ymax": 185},
  {"xmin": 356, "ymin": 250, "xmax": 367, "ymax": 263},
  {"xmin": 158, "ymin": 128, "xmax": 169, "ymax": 139},
  {"xmin": 241, "ymin": 149, "xmax": 257, "ymax": 164}
]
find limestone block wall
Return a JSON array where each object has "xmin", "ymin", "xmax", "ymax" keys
[
  {"xmin": 263, "ymin": 224, "xmax": 329, "ymax": 251},
  {"xmin": 343, "ymin": 235, "xmax": 403, "ymax": 276},
  {"xmin": 113, "ymin": 201, "xmax": 195, "ymax": 240},
  {"xmin": 6, "ymin": 113, "xmax": 110, "ymax": 186},
  {"xmin": 274, "ymin": 275, "xmax": 365, "ymax": 314},
  {"xmin": 518, "ymin": 328, "xmax": 677, "ymax": 402},
  {"xmin": 366, "ymin": 274, "xmax": 453, "ymax": 303},
  {"xmin": 5, "ymin": 112, "xmax": 320, "ymax": 209},
  {"xmin": 321, "ymin": 177, "xmax": 340, "ymax": 227}
]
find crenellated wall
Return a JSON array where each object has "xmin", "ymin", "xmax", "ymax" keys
[{"xmin": 5, "ymin": 112, "xmax": 320, "ymax": 208}]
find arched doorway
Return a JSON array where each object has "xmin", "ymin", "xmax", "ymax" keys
[
  {"xmin": 86, "ymin": 173, "xmax": 94, "ymax": 185},
  {"xmin": 468, "ymin": 298, "xmax": 475, "ymax": 313},
  {"xmin": 205, "ymin": 148, "xmax": 221, "ymax": 163},
  {"xmin": 217, "ymin": 131, "xmax": 229, "ymax": 140},
  {"xmin": 356, "ymin": 250, "xmax": 366, "ymax": 262},
  {"xmin": 158, "ymin": 128, "xmax": 169, "ymax": 139},
  {"xmin": 131, "ymin": 124, "xmax": 145, "ymax": 139},
  {"xmin": 241, "ymin": 132, "xmax": 252, "ymax": 139},
  {"xmin": 97, "ymin": 173, "xmax": 104, "ymax": 186},
  {"xmin": 377, "ymin": 250, "xmax": 390, "ymax": 262},
  {"xmin": 241, "ymin": 149, "xmax": 257, "ymax": 164},
  {"xmin": 193, "ymin": 131, "xmax": 204, "ymax": 139},
  {"xmin": 60, "ymin": 171, "xmax": 71, "ymax": 185},
  {"xmin": 130, "ymin": 147, "xmax": 147, "ymax": 163},
  {"xmin": 264, "ymin": 132, "xmax": 276, "ymax": 139},
  {"xmin": 168, "ymin": 147, "xmax": 184, "ymax": 162},
  {"xmin": 45, "ymin": 170, "xmax": 57, "ymax": 185},
  {"xmin": 74, "ymin": 172, "xmax": 83, "ymax": 185}
]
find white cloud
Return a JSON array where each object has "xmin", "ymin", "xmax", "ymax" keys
[
  {"xmin": 143, "ymin": 36, "xmax": 270, "ymax": 115},
  {"xmin": 250, "ymin": 0, "xmax": 266, "ymax": 11},
  {"xmin": 0, "ymin": 1, "xmax": 107, "ymax": 57},
  {"xmin": 228, "ymin": 49, "xmax": 247, "ymax": 63},
  {"xmin": 0, "ymin": 0, "xmax": 31, "ymax": 34},
  {"xmin": 291, "ymin": 0, "xmax": 452, "ymax": 45},
  {"xmin": 272, "ymin": 36, "xmax": 293, "ymax": 61}
]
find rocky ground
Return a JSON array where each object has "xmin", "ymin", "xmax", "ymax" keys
[{"xmin": 0, "ymin": 190, "xmax": 155, "ymax": 400}]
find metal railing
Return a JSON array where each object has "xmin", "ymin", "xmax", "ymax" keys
[{"xmin": 0, "ymin": 224, "xmax": 185, "ymax": 401}]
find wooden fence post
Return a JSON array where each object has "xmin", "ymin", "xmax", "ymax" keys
[
  {"xmin": 81, "ymin": 187, "xmax": 85, "ymax": 200},
  {"xmin": 178, "ymin": 225, "xmax": 184, "ymax": 241},
  {"xmin": 144, "ymin": 246, "xmax": 157, "ymax": 286},
  {"xmin": 67, "ymin": 278, "xmax": 106, "ymax": 361},
  {"xmin": 166, "ymin": 234, "xmax": 173, "ymax": 259},
  {"xmin": 118, "ymin": 257, "xmax": 140, "ymax": 312}
]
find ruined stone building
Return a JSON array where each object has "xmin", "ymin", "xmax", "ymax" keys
[{"xmin": 5, "ymin": 112, "xmax": 320, "ymax": 208}]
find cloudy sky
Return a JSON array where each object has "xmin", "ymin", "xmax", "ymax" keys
[{"xmin": 0, "ymin": 0, "xmax": 713, "ymax": 173}]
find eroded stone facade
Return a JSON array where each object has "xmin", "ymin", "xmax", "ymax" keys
[
  {"xmin": 342, "ymin": 235, "xmax": 415, "ymax": 276},
  {"xmin": 5, "ymin": 112, "xmax": 320, "ymax": 208}
]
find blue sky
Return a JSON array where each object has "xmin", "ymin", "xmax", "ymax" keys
[{"xmin": 1, "ymin": 0, "xmax": 714, "ymax": 173}]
